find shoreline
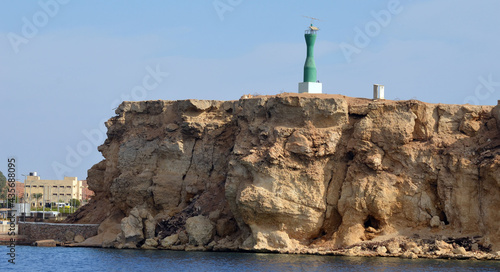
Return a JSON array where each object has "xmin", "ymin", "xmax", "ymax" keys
[
  {"xmin": 2, "ymin": 235, "xmax": 499, "ymax": 261},
  {"xmin": 4, "ymin": 243, "xmax": 500, "ymax": 261}
]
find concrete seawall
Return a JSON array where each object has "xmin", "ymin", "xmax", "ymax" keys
[{"xmin": 18, "ymin": 222, "xmax": 99, "ymax": 245}]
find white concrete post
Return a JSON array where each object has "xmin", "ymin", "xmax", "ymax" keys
[{"xmin": 373, "ymin": 84, "xmax": 385, "ymax": 100}]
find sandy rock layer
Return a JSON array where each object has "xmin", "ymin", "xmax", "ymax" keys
[{"xmin": 66, "ymin": 94, "xmax": 500, "ymax": 259}]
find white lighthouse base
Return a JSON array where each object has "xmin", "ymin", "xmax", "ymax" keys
[{"xmin": 298, "ymin": 82, "xmax": 322, "ymax": 94}]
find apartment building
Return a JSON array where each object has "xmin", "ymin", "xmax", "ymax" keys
[{"xmin": 24, "ymin": 173, "xmax": 83, "ymax": 207}]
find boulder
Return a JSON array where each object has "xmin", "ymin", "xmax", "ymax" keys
[
  {"xmin": 34, "ymin": 239, "xmax": 57, "ymax": 247},
  {"xmin": 376, "ymin": 246, "xmax": 387, "ymax": 255},
  {"xmin": 387, "ymin": 241, "xmax": 401, "ymax": 254},
  {"xmin": 453, "ymin": 246, "xmax": 467, "ymax": 255},
  {"xmin": 401, "ymin": 251, "xmax": 418, "ymax": 259},
  {"xmin": 74, "ymin": 235, "xmax": 85, "ymax": 243},
  {"xmin": 141, "ymin": 238, "xmax": 158, "ymax": 249},
  {"xmin": 430, "ymin": 216, "xmax": 441, "ymax": 228},
  {"xmin": 253, "ymin": 230, "xmax": 296, "ymax": 250},
  {"xmin": 118, "ymin": 210, "xmax": 144, "ymax": 248},
  {"xmin": 186, "ymin": 216, "xmax": 215, "ymax": 246},
  {"xmin": 435, "ymin": 240, "xmax": 453, "ymax": 251},
  {"xmin": 345, "ymin": 246, "xmax": 362, "ymax": 256},
  {"xmin": 161, "ymin": 234, "xmax": 179, "ymax": 247}
]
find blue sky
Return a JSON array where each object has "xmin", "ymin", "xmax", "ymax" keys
[{"xmin": 1, "ymin": 0, "xmax": 499, "ymax": 181}]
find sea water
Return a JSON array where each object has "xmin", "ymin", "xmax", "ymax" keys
[{"xmin": 5, "ymin": 246, "xmax": 500, "ymax": 272}]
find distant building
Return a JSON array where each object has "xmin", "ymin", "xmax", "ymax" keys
[{"xmin": 24, "ymin": 173, "xmax": 84, "ymax": 207}]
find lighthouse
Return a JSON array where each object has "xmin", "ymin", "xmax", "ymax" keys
[{"xmin": 299, "ymin": 20, "xmax": 322, "ymax": 94}]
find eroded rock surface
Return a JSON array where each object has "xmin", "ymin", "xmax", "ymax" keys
[{"xmin": 67, "ymin": 94, "xmax": 500, "ymax": 258}]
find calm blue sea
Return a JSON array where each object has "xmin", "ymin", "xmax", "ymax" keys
[{"xmin": 4, "ymin": 246, "xmax": 500, "ymax": 272}]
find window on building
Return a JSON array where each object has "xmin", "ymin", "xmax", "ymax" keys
[
  {"xmin": 26, "ymin": 185, "xmax": 30, "ymax": 188},
  {"xmin": 66, "ymin": 186, "xmax": 71, "ymax": 189},
  {"xmin": 32, "ymin": 185, "xmax": 37, "ymax": 188}
]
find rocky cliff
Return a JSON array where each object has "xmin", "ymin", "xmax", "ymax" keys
[{"xmin": 67, "ymin": 94, "xmax": 500, "ymax": 258}]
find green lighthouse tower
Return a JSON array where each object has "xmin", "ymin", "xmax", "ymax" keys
[
  {"xmin": 303, "ymin": 24, "xmax": 317, "ymax": 82},
  {"xmin": 299, "ymin": 18, "xmax": 322, "ymax": 94}
]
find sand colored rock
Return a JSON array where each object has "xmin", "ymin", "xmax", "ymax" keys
[
  {"xmin": 185, "ymin": 216, "xmax": 215, "ymax": 246},
  {"xmin": 161, "ymin": 234, "xmax": 179, "ymax": 248},
  {"xmin": 376, "ymin": 246, "xmax": 387, "ymax": 255},
  {"xmin": 71, "ymin": 94, "xmax": 500, "ymax": 256},
  {"xmin": 387, "ymin": 241, "xmax": 402, "ymax": 254},
  {"xmin": 401, "ymin": 251, "xmax": 418, "ymax": 259},
  {"xmin": 141, "ymin": 238, "xmax": 158, "ymax": 249},
  {"xmin": 35, "ymin": 239, "xmax": 57, "ymax": 247},
  {"xmin": 429, "ymin": 216, "xmax": 441, "ymax": 228},
  {"xmin": 453, "ymin": 246, "xmax": 467, "ymax": 255}
]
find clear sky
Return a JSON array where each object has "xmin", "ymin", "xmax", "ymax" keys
[{"xmin": 1, "ymin": 0, "xmax": 499, "ymax": 181}]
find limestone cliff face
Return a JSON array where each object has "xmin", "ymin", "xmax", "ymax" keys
[{"xmin": 68, "ymin": 94, "xmax": 500, "ymax": 254}]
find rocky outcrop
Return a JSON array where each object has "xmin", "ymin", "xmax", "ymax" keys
[{"xmin": 68, "ymin": 94, "xmax": 500, "ymax": 259}]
